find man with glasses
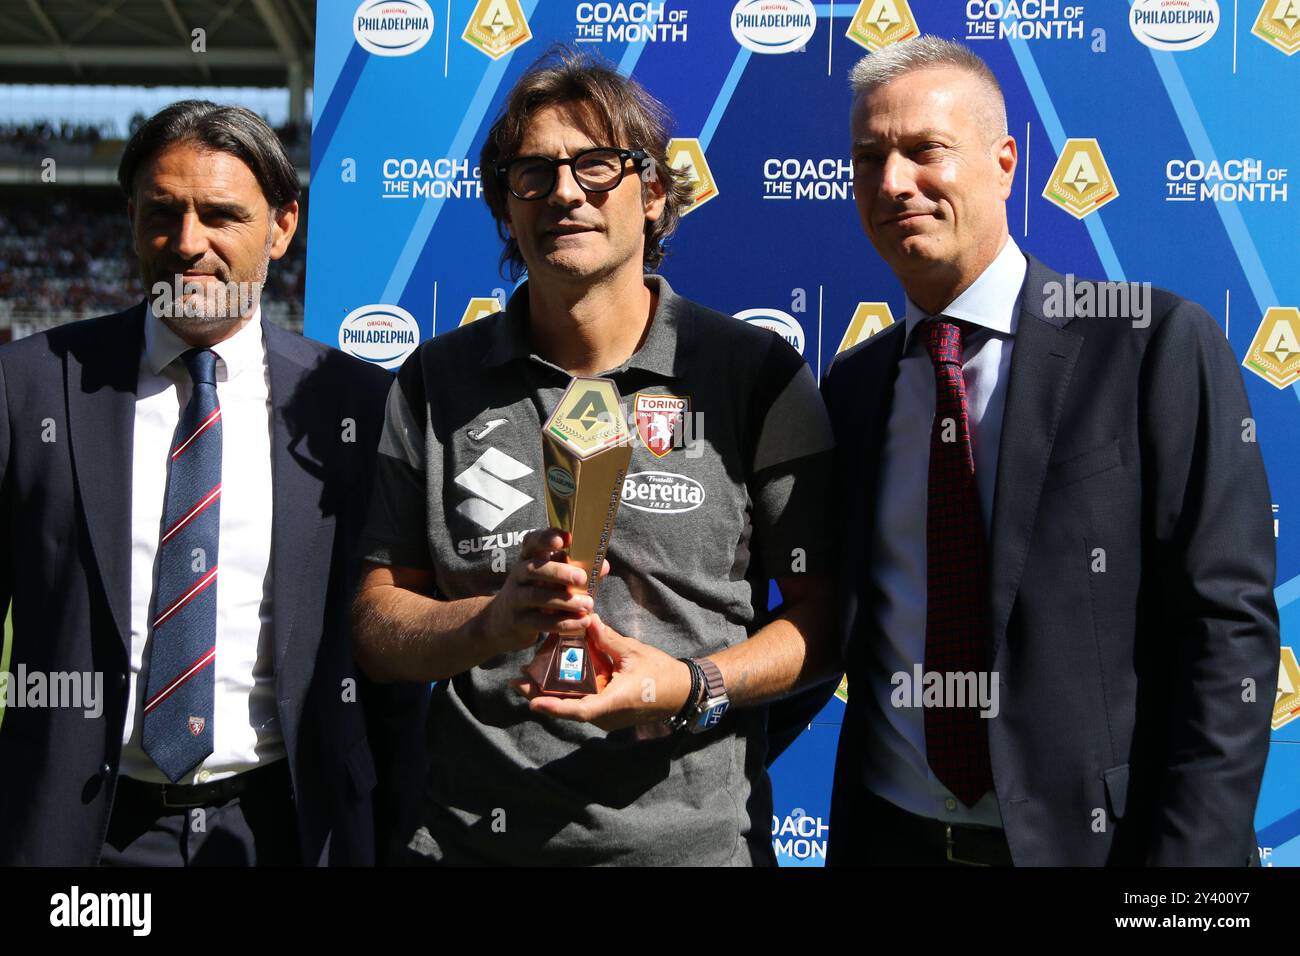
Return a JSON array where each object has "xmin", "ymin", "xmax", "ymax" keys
[{"xmin": 351, "ymin": 49, "xmax": 839, "ymax": 865}]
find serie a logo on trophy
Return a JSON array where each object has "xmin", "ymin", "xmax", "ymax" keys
[{"xmin": 524, "ymin": 376, "xmax": 632, "ymax": 698}]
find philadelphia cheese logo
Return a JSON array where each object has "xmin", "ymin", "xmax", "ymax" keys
[
  {"xmin": 1243, "ymin": 306, "xmax": 1300, "ymax": 388},
  {"xmin": 338, "ymin": 304, "xmax": 420, "ymax": 369},
  {"xmin": 1253, "ymin": 0, "xmax": 1300, "ymax": 54},
  {"xmin": 1043, "ymin": 138, "xmax": 1119, "ymax": 219},
  {"xmin": 735, "ymin": 307, "xmax": 806, "ymax": 355},
  {"xmin": 1130, "ymin": 0, "xmax": 1220, "ymax": 50},
  {"xmin": 730, "ymin": 0, "xmax": 817, "ymax": 54},
  {"xmin": 353, "ymin": 0, "xmax": 435, "ymax": 57},
  {"xmin": 846, "ymin": 0, "xmax": 919, "ymax": 52},
  {"xmin": 463, "ymin": 0, "xmax": 532, "ymax": 59},
  {"xmin": 621, "ymin": 471, "xmax": 705, "ymax": 513}
]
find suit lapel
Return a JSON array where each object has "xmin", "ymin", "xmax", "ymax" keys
[
  {"xmin": 65, "ymin": 303, "xmax": 146, "ymax": 652},
  {"xmin": 987, "ymin": 257, "xmax": 1083, "ymax": 663},
  {"xmin": 833, "ymin": 322, "xmax": 906, "ymax": 663},
  {"xmin": 264, "ymin": 322, "xmax": 335, "ymax": 744}
]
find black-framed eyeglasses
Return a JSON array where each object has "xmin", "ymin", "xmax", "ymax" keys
[{"xmin": 496, "ymin": 147, "xmax": 648, "ymax": 201}]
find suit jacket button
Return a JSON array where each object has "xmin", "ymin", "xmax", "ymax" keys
[
  {"xmin": 944, "ymin": 797, "xmax": 957, "ymax": 811},
  {"xmin": 116, "ymin": 673, "xmax": 126, "ymax": 689},
  {"xmin": 101, "ymin": 763, "xmax": 112, "ymax": 775}
]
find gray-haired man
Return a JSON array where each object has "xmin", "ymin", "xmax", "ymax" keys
[{"xmin": 824, "ymin": 37, "xmax": 1278, "ymax": 866}]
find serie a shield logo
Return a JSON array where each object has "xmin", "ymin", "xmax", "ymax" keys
[
  {"xmin": 846, "ymin": 0, "xmax": 920, "ymax": 52},
  {"xmin": 635, "ymin": 393, "xmax": 689, "ymax": 458},
  {"xmin": 188, "ymin": 715, "xmax": 207, "ymax": 737},
  {"xmin": 666, "ymin": 139, "xmax": 718, "ymax": 215},
  {"xmin": 1253, "ymin": 0, "xmax": 1300, "ymax": 54},
  {"xmin": 1043, "ymin": 139, "xmax": 1120, "ymax": 219},
  {"xmin": 1275, "ymin": 646, "xmax": 1300, "ymax": 731},
  {"xmin": 1243, "ymin": 307, "xmax": 1300, "ymax": 389},
  {"xmin": 463, "ymin": 0, "xmax": 532, "ymax": 60}
]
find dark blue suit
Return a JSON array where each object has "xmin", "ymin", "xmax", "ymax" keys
[
  {"xmin": 0, "ymin": 302, "xmax": 424, "ymax": 865},
  {"xmin": 823, "ymin": 256, "xmax": 1280, "ymax": 865}
]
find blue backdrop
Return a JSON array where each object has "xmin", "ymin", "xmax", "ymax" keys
[{"xmin": 307, "ymin": 0, "xmax": 1300, "ymax": 866}]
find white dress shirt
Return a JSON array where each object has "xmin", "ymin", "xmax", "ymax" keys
[
  {"xmin": 120, "ymin": 303, "xmax": 284, "ymax": 784},
  {"xmin": 859, "ymin": 237, "xmax": 1026, "ymax": 826}
]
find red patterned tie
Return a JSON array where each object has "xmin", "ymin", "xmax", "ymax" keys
[{"xmin": 922, "ymin": 319, "xmax": 994, "ymax": 807}]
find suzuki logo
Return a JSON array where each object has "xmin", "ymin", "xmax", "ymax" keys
[{"xmin": 454, "ymin": 447, "xmax": 533, "ymax": 531}]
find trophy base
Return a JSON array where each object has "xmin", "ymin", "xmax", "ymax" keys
[{"xmin": 525, "ymin": 633, "xmax": 613, "ymax": 699}]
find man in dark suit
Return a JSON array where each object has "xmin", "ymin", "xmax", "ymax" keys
[
  {"xmin": 824, "ymin": 38, "xmax": 1279, "ymax": 866},
  {"xmin": 0, "ymin": 101, "xmax": 421, "ymax": 865}
]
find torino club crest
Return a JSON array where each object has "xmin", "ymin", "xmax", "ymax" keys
[{"xmin": 635, "ymin": 393, "xmax": 689, "ymax": 458}]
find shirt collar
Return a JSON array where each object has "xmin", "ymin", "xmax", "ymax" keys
[
  {"xmin": 902, "ymin": 237, "xmax": 1026, "ymax": 347},
  {"xmin": 482, "ymin": 274, "xmax": 691, "ymax": 378},
  {"xmin": 144, "ymin": 298, "xmax": 264, "ymax": 380}
]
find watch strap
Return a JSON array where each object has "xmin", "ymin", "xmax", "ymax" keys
[{"xmin": 692, "ymin": 657, "xmax": 726, "ymax": 701}]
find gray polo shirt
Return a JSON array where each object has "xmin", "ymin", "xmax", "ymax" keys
[{"xmin": 360, "ymin": 274, "xmax": 834, "ymax": 865}]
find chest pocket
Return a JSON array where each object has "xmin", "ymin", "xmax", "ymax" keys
[{"xmin": 1043, "ymin": 439, "xmax": 1123, "ymax": 492}]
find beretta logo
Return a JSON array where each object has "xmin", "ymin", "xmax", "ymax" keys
[
  {"xmin": 621, "ymin": 471, "xmax": 705, "ymax": 514},
  {"xmin": 353, "ymin": 0, "xmax": 435, "ymax": 57},
  {"xmin": 1129, "ymin": 0, "xmax": 1220, "ymax": 51},
  {"xmin": 735, "ymin": 307, "xmax": 806, "ymax": 355},
  {"xmin": 730, "ymin": 0, "xmax": 817, "ymax": 54},
  {"xmin": 339, "ymin": 304, "xmax": 420, "ymax": 369}
]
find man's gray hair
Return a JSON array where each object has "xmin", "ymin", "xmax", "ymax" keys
[{"xmin": 849, "ymin": 36, "xmax": 1008, "ymax": 141}]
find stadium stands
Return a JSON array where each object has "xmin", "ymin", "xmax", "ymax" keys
[{"xmin": 0, "ymin": 184, "xmax": 307, "ymax": 341}]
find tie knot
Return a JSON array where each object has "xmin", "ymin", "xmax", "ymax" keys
[
  {"xmin": 181, "ymin": 349, "xmax": 218, "ymax": 386},
  {"xmin": 924, "ymin": 318, "xmax": 966, "ymax": 367}
]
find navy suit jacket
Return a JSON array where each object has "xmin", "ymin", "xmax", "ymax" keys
[
  {"xmin": 822, "ymin": 255, "xmax": 1280, "ymax": 865},
  {"xmin": 0, "ymin": 302, "xmax": 425, "ymax": 865}
]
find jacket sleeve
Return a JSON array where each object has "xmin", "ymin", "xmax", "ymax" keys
[
  {"xmin": 349, "ymin": 365, "xmax": 429, "ymax": 864},
  {"xmin": 1139, "ymin": 299, "xmax": 1280, "ymax": 865},
  {"xmin": 0, "ymin": 353, "xmax": 11, "ymax": 638}
]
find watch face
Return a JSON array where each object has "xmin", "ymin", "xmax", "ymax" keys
[{"xmin": 694, "ymin": 699, "xmax": 728, "ymax": 731}]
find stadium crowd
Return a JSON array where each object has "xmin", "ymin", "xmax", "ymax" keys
[{"xmin": 0, "ymin": 188, "xmax": 307, "ymax": 333}]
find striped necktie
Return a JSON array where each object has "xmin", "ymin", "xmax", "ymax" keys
[{"xmin": 142, "ymin": 348, "xmax": 221, "ymax": 783}]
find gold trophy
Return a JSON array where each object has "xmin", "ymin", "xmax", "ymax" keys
[{"xmin": 524, "ymin": 376, "xmax": 632, "ymax": 698}]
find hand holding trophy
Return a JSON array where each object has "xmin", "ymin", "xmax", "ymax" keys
[{"xmin": 523, "ymin": 376, "xmax": 632, "ymax": 698}]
